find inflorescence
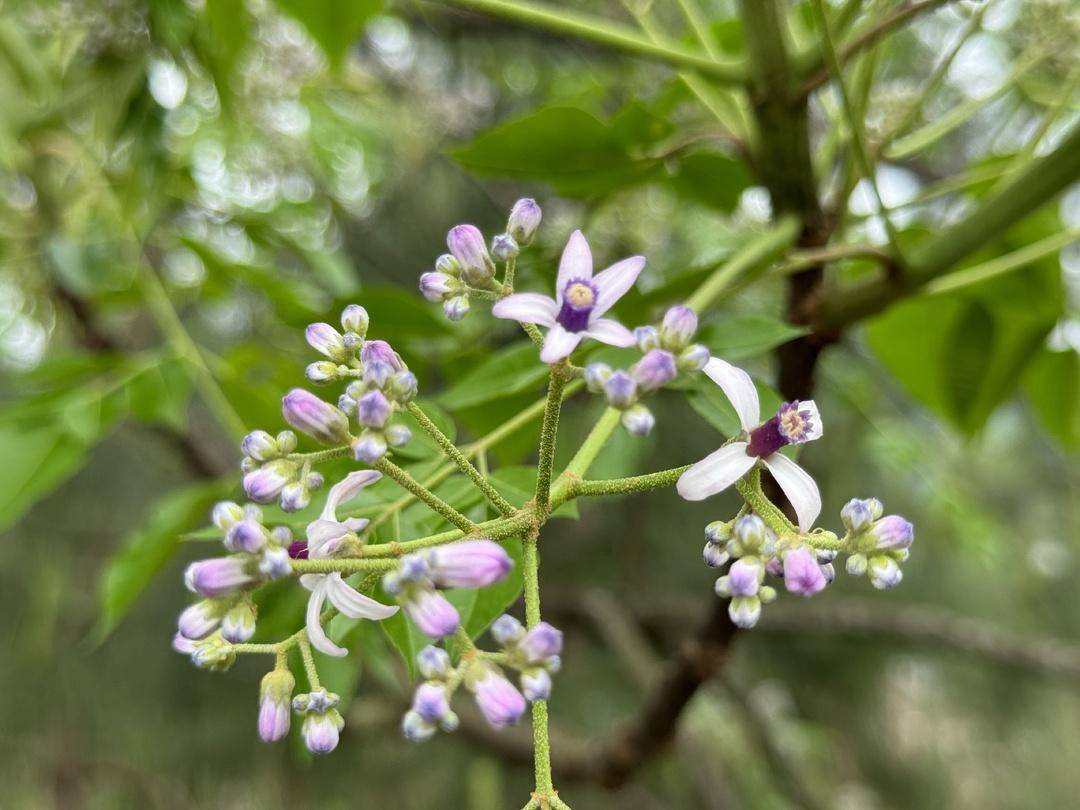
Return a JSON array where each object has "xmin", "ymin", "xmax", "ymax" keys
[{"xmin": 172, "ymin": 197, "xmax": 914, "ymax": 761}]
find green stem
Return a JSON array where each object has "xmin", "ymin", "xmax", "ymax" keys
[
  {"xmin": 550, "ymin": 407, "xmax": 622, "ymax": 502},
  {"xmin": 429, "ymin": 0, "xmax": 745, "ymax": 83},
  {"xmin": 561, "ymin": 465, "xmax": 690, "ymax": 502},
  {"xmin": 521, "ymin": 531, "xmax": 554, "ymax": 799},
  {"xmin": 362, "ymin": 512, "xmax": 536, "ymax": 558},
  {"xmin": 374, "ymin": 457, "xmax": 479, "ymax": 534},
  {"xmin": 533, "ymin": 364, "xmax": 567, "ymax": 513},
  {"xmin": 503, "ymin": 255, "xmax": 517, "ymax": 293},
  {"xmin": 288, "ymin": 446, "xmax": 352, "ymax": 465},
  {"xmin": 297, "ymin": 636, "xmax": 321, "ymax": 689},
  {"xmin": 291, "ymin": 558, "xmax": 398, "ymax": 574},
  {"xmin": 735, "ymin": 466, "xmax": 796, "ymax": 533},
  {"xmin": 406, "ymin": 402, "xmax": 516, "ymax": 516}
]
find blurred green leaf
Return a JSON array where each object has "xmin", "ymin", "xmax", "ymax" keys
[
  {"xmin": 699, "ymin": 315, "xmax": 809, "ymax": 359},
  {"xmin": 667, "ymin": 151, "xmax": 752, "ymax": 213},
  {"xmin": 272, "ymin": 0, "xmax": 384, "ymax": 69},
  {"xmin": 394, "ymin": 399, "xmax": 457, "ymax": 461},
  {"xmin": 1024, "ymin": 348, "xmax": 1080, "ymax": 451},
  {"xmin": 127, "ymin": 356, "xmax": 194, "ymax": 431},
  {"xmin": 438, "ymin": 342, "xmax": 549, "ymax": 411}
]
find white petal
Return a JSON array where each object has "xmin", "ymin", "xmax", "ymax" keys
[
  {"xmin": 300, "ymin": 573, "xmax": 325, "ymax": 592},
  {"xmin": 323, "ymin": 572, "xmax": 399, "ymax": 620},
  {"xmin": 762, "ymin": 453, "xmax": 821, "ymax": 532},
  {"xmin": 676, "ymin": 442, "xmax": 756, "ymax": 501},
  {"xmin": 321, "ymin": 470, "xmax": 382, "ymax": 521},
  {"xmin": 583, "ymin": 318, "xmax": 635, "ymax": 348},
  {"xmin": 591, "ymin": 256, "xmax": 646, "ymax": 317},
  {"xmin": 305, "ymin": 519, "xmax": 350, "ymax": 559},
  {"xmin": 556, "ymin": 230, "xmax": 592, "ymax": 300},
  {"xmin": 703, "ymin": 357, "xmax": 760, "ymax": 432},
  {"xmin": 305, "ymin": 578, "xmax": 347, "ymax": 657},
  {"xmin": 539, "ymin": 325, "xmax": 583, "ymax": 363},
  {"xmin": 491, "ymin": 293, "xmax": 558, "ymax": 326},
  {"xmin": 799, "ymin": 400, "xmax": 823, "ymax": 442}
]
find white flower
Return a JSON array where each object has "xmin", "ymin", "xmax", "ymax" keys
[
  {"xmin": 491, "ymin": 230, "xmax": 643, "ymax": 363},
  {"xmin": 301, "ymin": 471, "xmax": 398, "ymax": 657},
  {"xmin": 677, "ymin": 357, "xmax": 824, "ymax": 532}
]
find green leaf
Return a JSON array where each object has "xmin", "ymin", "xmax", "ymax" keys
[
  {"xmin": 93, "ymin": 479, "xmax": 230, "ymax": 643},
  {"xmin": 667, "ymin": 151, "xmax": 752, "ymax": 213},
  {"xmin": 488, "ymin": 466, "xmax": 578, "ymax": 520},
  {"xmin": 698, "ymin": 315, "xmax": 809, "ymax": 359},
  {"xmin": 200, "ymin": 0, "xmax": 250, "ymax": 97},
  {"xmin": 272, "ymin": 0, "xmax": 384, "ymax": 68},
  {"xmin": 127, "ymin": 356, "xmax": 194, "ymax": 431},
  {"xmin": 439, "ymin": 341, "xmax": 550, "ymax": 411},
  {"xmin": 1024, "ymin": 348, "xmax": 1080, "ymax": 451}
]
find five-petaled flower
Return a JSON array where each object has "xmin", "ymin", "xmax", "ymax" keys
[
  {"xmin": 491, "ymin": 230, "xmax": 644, "ymax": 363},
  {"xmin": 299, "ymin": 470, "xmax": 399, "ymax": 656},
  {"xmin": 677, "ymin": 357, "xmax": 824, "ymax": 531}
]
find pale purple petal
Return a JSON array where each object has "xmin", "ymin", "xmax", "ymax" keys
[
  {"xmin": 762, "ymin": 453, "xmax": 821, "ymax": 532},
  {"xmin": 321, "ymin": 470, "xmax": 382, "ymax": 521},
  {"xmin": 783, "ymin": 547, "xmax": 827, "ymax": 596},
  {"xmin": 305, "ymin": 519, "xmax": 350, "ymax": 559},
  {"xmin": 491, "ymin": 293, "xmax": 558, "ymax": 326},
  {"xmin": 305, "ymin": 578, "xmax": 347, "ymax": 657},
  {"xmin": 323, "ymin": 572, "xmax": 400, "ymax": 620},
  {"xmin": 798, "ymin": 400, "xmax": 824, "ymax": 441},
  {"xmin": 582, "ymin": 318, "xmax": 635, "ymax": 348},
  {"xmin": 539, "ymin": 325, "xmax": 583, "ymax": 363},
  {"xmin": 703, "ymin": 357, "xmax": 760, "ymax": 432},
  {"xmin": 591, "ymin": 256, "xmax": 646, "ymax": 316},
  {"xmin": 676, "ymin": 442, "xmax": 756, "ymax": 501},
  {"xmin": 556, "ymin": 230, "xmax": 592, "ymax": 300}
]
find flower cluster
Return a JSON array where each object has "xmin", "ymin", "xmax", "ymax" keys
[
  {"xmin": 841, "ymin": 498, "xmax": 915, "ymax": 589},
  {"xmin": 584, "ymin": 305, "xmax": 710, "ymax": 436},
  {"xmin": 401, "ymin": 614, "xmax": 564, "ymax": 741}
]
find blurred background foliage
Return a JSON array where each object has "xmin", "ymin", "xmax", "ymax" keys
[{"xmin": 0, "ymin": 0, "xmax": 1078, "ymax": 807}]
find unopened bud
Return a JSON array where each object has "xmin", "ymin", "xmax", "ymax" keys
[
  {"xmin": 447, "ymin": 224, "xmax": 494, "ymax": 286},
  {"xmin": 507, "ymin": 198, "xmax": 541, "ymax": 245},
  {"xmin": 621, "ymin": 404, "xmax": 655, "ymax": 436},
  {"xmin": 340, "ymin": 304, "xmax": 369, "ymax": 337},
  {"xmin": 444, "ymin": 295, "xmax": 470, "ymax": 322},
  {"xmin": 305, "ymin": 322, "xmax": 348, "ymax": 362},
  {"xmin": 491, "ymin": 234, "xmax": 518, "ymax": 261},
  {"xmin": 306, "ymin": 361, "xmax": 339, "ymax": 385},
  {"xmin": 282, "ymin": 389, "xmax": 352, "ymax": 445}
]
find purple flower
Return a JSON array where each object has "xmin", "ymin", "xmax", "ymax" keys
[
  {"xmin": 678, "ymin": 357, "xmax": 823, "ymax": 532},
  {"xmin": 603, "ymin": 371, "xmax": 637, "ymax": 409},
  {"xmin": 185, "ymin": 557, "xmax": 255, "ymax": 599},
  {"xmin": 678, "ymin": 344, "xmax": 710, "ymax": 372},
  {"xmin": 403, "ymin": 589, "xmax": 460, "ymax": 639},
  {"xmin": 258, "ymin": 546, "xmax": 292, "ymax": 580},
  {"xmin": 282, "ymin": 389, "xmax": 352, "ymax": 445},
  {"xmin": 507, "ymin": 198, "xmax": 542, "ymax": 245},
  {"xmin": 521, "ymin": 668, "xmax": 552, "ymax": 701},
  {"xmin": 305, "ymin": 322, "xmax": 347, "ymax": 362},
  {"xmin": 412, "ymin": 682, "xmax": 451, "ymax": 723},
  {"xmin": 221, "ymin": 602, "xmax": 257, "ymax": 643},
  {"xmin": 258, "ymin": 668, "xmax": 295, "ymax": 743},
  {"xmin": 360, "ymin": 339, "xmax": 404, "ymax": 388},
  {"xmin": 224, "ymin": 519, "xmax": 268, "ymax": 554},
  {"xmin": 471, "ymin": 668, "xmax": 527, "ymax": 729},
  {"xmin": 631, "ymin": 349, "xmax": 677, "ymax": 392},
  {"xmin": 491, "ymin": 233, "xmax": 518, "ymax": 261},
  {"xmin": 340, "ymin": 304, "xmax": 369, "ymax": 336},
  {"xmin": 660, "ymin": 306, "xmax": 697, "ymax": 348},
  {"xmin": 177, "ymin": 600, "xmax": 222, "ymax": 640},
  {"xmin": 725, "ymin": 558, "xmax": 762, "ymax": 597},
  {"xmin": 356, "ymin": 389, "xmax": 392, "ymax": 429},
  {"xmin": 428, "ymin": 540, "xmax": 513, "ymax": 588},
  {"xmin": 243, "ymin": 460, "xmax": 295, "ymax": 503},
  {"xmin": 634, "ymin": 325, "xmax": 660, "ymax": 352},
  {"xmin": 447, "ymin": 224, "xmax": 494, "ymax": 285},
  {"xmin": 211, "ymin": 501, "xmax": 245, "ymax": 531},
  {"xmin": 871, "ymin": 515, "xmax": 914, "ymax": 551},
  {"xmin": 783, "ymin": 547, "xmax": 827, "ymax": 597},
  {"xmin": 420, "ymin": 272, "xmax": 454, "ymax": 302},
  {"xmin": 491, "ymin": 231, "xmax": 644, "ymax": 363},
  {"xmin": 520, "ymin": 622, "xmax": 562, "ymax": 664}
]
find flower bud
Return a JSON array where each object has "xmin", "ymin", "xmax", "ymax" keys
[
  {"xmin": 782, "ymin": 547, "xmax": 827, "ymax": 597},
  {"xmin": 225, "ymin": 518, "xmax": 269, "ymax": 554},
  {"xmin": 178, "ymin": 599, "xmax": 223, "ymax": 640},
  {"xmin": 243, "ymin": 459, "xmax": 296, "ymax": 503},
  {"xmin": 471, "ymin": 667, "xmax": 527, "ymax": 729},
  {"xmin": 301, "ymin": 708, "xmax": 344, "ymax": 755},
  {"xmin": 703, "ymin": 542, "xmax": 730, "ymax": 568},
  {"xmin": 491, "ymin": 234, "xmax": 519, "ymax": 261},
  {"xmin": 733, "ymin": 514, "xmax": 768, "ymax": 555},
  {"xmin": 584, "ymin": 362, "xmax": 613, "ymax": 393},
  {"xmin": 603, "ymin": 371, "xmax": 637, "ymax": 409},
  {"xmin": 402, "ymin": 710, "xmax": 436, "ymax": 742},
  {"xmin": 385, "ymin": 423, "xmax": 412, "ymax": 447},
  {"xmin": 340, "ymin": 304, "xmax": 369, "ymax": 337},
  {"xmin": 704, "ymin": 520, "xmax": 731, "ymax": 545},
  {"xmin": 276, "ymin": 430, "xmax": 297, "ymax": 454},
  {"xmin": 868, "ymin": 555, "xmax": 903, "ymax": 590},
  {"xmin": 621, "ymin": 404, "xmax": 655, "ymax": 437},
  {"xmin": 259, "ymin": 546, "xmax": 293, "ymax": 579},
  {"xmin": 634, "ymin": 325, "xmax": 660, "ymax": 352},
  {"xmin": 520, "ymin": 622, "xmax": 562, "ymax": 664},
  {"xmin": 305, "ymin": 322, "xmax": 348, "ymax": 362},
  {"xmin": 435, "ymin": 253, "xmax": 461, "ymax": 277},
  {"xmin": 491, "ymin": 614, "xmax": 526, "ymax": 646},
  {"xmin": 725, "ymin": 557, "xmax": 763, "ymax": 597},
  {"xmin": 388, "ymin": 370, "xmax": 418, "ymax": 403},
  {"xmin": 845, "ymin": 553, "xmax": 868, "ymax": 576},
  {"xmin": 660, "ymin": 305, "xmax": 697, "ymax": 348},
  {"xmin": 258, "ymin": 668, "xmax": 295, "ymax": 743},
  {"xmin": 677, "ymin": 344, "xmax": 710, "ymax": 372},
  {"xmin": 172, "ymin": 632, "xmax": 197, "ymax": 655},
  {"xmin": 212, "ymin": 501, "xmax": 245, "ymax": 531},
  {"xmin": 631, "ymin": 349, "xmax": 677, "ymax": 392},
  {"xmin": 185, "ymin": 557, "xmax": 256, "ymax": 599},
  {"xmin": 241, "ymin": 430, "xmax": 279, "ymax": 462},
  {"xmin": 417, "ymin": 645, "xmax": 451, "ymax": 680},
  {"xmin": 357, "ymin": 390, "xmax": 392, "ymax": 429},
  {"xmin": 521, "ymin": 668, "xmax": 552, "ymax": 702},
  {"xmin": 412, "ymin": 682, "xmax": 451, "ymax": 723},
  {"xmin": 419, "ymin": 272, "xmax": 454, "ymax": 302},
  {"xmin": 306, "ymin": 361, "xmax": 339, "ymax": 385},
  {"xmin": 351, "ymin": 430, "xmax": 388, "ymax": 464},
  {"xmin": 447, "ymin": 224, "xmax": 494, "ymax": 286},
  {"xmin": 841, "ymin": 498, "xmax": 883, "ymax": 534},
  {"xmin": 507, "ymin": 198, "xmax": 541, "ymax": 245},
  {"xmin": 759, "ymin": 585, "xmax": 777, "ymax": 603},
  {"xmin": 444, "ymin": 295, "xmax": 470, "ymax": 322},
  {"xmin": 728, "ymin": 595, "xmax": 762, "ymax": 629},
  {"xmin": 403, "ymin": 589, "xmax": 460, "ymax": 638},
  {"xmin": 190, "ymin": 633, "xmax": 236, "ymax": 671},
  {"xmin": 282, "ymin": 389, "xmax": 352, "ymax": 445},
  {"xmin": 428, "ymin": 540, "xmax": 513, "ymax": 588},
  {"xmin": 870, "ymin": 515, "xmax": 914, "ymax": 551},
  {"xmin": 360, "ymin": 340, "xmax": 404, "ymax": 389},
  {"xmin": 221, "ymin": 601, "xmax": 257, "ymax": 643}
]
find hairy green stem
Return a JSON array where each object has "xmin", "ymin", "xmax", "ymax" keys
[
  {"xmin": 406, "ymin": 402, "xmax": 516, "ymax": 516},
  {"xmin": 289, "ymin": 445, "xmax": 352, "ymax": 465},
  {"xmin": 297, "ymin": 636, "xmax": 321, "ymax": 689},
  {"xmin": 291, "ymin": 558, "xmax": 398, "ymax": 574},
  {"xmin": 735, "ymin": 466, "xmax": 796, "ymax": 533},
  {"xmin": 521, "ymin": 531, "xmax": 554, "ymax": 800},
  {"xmin": 534, "ymin": 364, "xmax": 567, "ymax": 513},
  {"xmin": 562, "ymin": 465, "xmax": 691, "ymax": 501},
  {"xmin": 374, "ymin": 457, "xmax": 479, "ymax": 534}
]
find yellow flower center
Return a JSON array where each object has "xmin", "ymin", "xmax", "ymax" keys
[
  {"xmin": 565, "ymin": 282, "xmax": 595, "ymax": 308},
  {"xmin": 779, "ymin": 409, "xmax": 806, "ymax": 438}
]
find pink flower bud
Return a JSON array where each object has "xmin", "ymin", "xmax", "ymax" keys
[
  {"xmin": 660, "ymin": 305, "xmax": 697, "ymax": 348},
  {"xmin": 404, "ymin": 589, "xmax": 460, "ymax": 638},
  {"xmin": 471, "ymin": 668, "xmax": 527, "ymax": 729},
  {"xmin": 184, "ymin": 557, "xmax": 255, "ymax": 599},
  {"xmin": 282, "ymin": 389, "xmax": 351, "ymax": 445},
  {"xmin": 871, "ymin": 515, "xmax": 914, "ymax": 550},
  {"xmin": 447, "ymin": 224, "xmax": 493, "ymax": 285},
  {"xmin": 428, "ymin": 540, "xmax": 513, "ymax": 588},
  {"xmin": 305, "ymin": 322, "xmax": 347, "ymax": 361},
  {"xmin": 243, "ymin": 460, "xmax": 295, "ymax": 503},
  {"xmin": 631, "ymin": 349, "xmax": 677, "ymax": 392},
  {"xmin": 507, "ymin": 198, "xmax": 541, "ymax": 245},
  {"xmin": 520, "ymin": 621, "xmax": 562, "ymax": 663},
  {"xmin": 783, "ymin": 547, "xmax": 827, "ymax": 597},
  {"xmin": 356, "ymin": 389, "xmax": 392, "ymax": 429}
]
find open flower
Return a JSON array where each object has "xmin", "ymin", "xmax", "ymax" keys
[
  {"xmin": 492, "ymin": 230, "xmax": 644, "ymax": 363},
  {"xmin": 677, "ymin": 357, "xmax": 823, "ymax": 531},
  {"xmin": 300, "ymin": 470, "xmax": 398, "ymax": 656}
]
